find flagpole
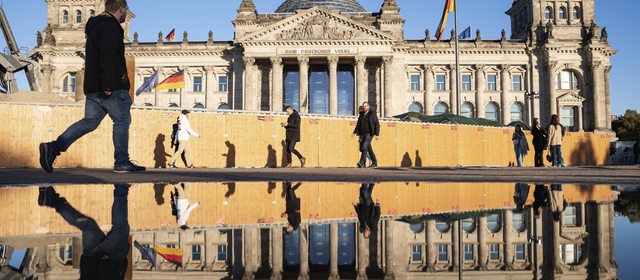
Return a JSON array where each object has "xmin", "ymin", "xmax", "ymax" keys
[{"xmin": 454, "ymin": 0, "xmax": 461, "ymax": 116}]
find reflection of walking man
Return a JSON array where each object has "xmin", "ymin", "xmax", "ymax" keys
[
  {"xmin": 282, "ymin": 182, "xmax": 302, "ymax": 233},
  {"xmin": 281, "ymin": 106, "xmax": 306, "ymax": 168},
  {"xmin": 171, "ymin": 183, "xmax": 200, "ymax": 230},
  {"xmin": 354, "ymin": 183, "xmax": 380, "ymax": 239},
  {"xmin": 168, "ymin": 110, "xmax": 200, "ymax": 168},
  {"xmin": 353, "ymin": 102, "xmax": 380, "ymax": 168},
  {"xmin": 39, "ymin": 0, "xmax": 145, "ymax": 174},
  {"xmin": 38, "ymin": 184, "xmax": 131, "ymax": 279}
]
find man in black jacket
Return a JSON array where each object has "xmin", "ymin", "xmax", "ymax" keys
[
  {"xmin": 39, "ymin": 0, "xmax": 145, "ymax": 174},
  {"xmin": 281, "ymin": 106, "xmax": 306, "ymax": 168},
  {"xmin": 353, "ymin": 102, "xmax": 380, "ymax": 168}
]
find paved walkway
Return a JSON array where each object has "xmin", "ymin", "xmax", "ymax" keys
[{"xmin": 1, "ymin": 166, "xmax": 638, "ymax": 187}]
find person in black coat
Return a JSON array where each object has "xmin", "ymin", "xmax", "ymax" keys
[
  {"xmin": 282, "ymin": 182, "xmax": 302, "ymax": 233},
  {"xmin": 354, "ymin": 183, "xmax": 381, "ymax": 239},
  {"xmin": 531, "ymin": 118, "xmax": 548, "ymax": 167},
  {"xmin": 353, "ymin": 102, "xmax": 380, "ymax": 168},
  {"xmin": 281, "ymin": 106, "xmax": 306, "ymax": 168}
]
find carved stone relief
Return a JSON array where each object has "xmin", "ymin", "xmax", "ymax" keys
[{"xmin": 276, "ymin": 16, "xmax": 355, "ymax": 40}]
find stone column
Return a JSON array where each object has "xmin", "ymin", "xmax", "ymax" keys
[
  {"xmin": 384, "ymin": 220, "xmax": 395, "ymax": 279},
  {"xmin": 271, "ymin": 226, "xmax": 283, "ymax": 280},
  {"xmin": 449, "ymin": 65, "xmax": 458, "ymax": 115},
  {"xmin": 424, "ymin": 64, "xmax": 433, "ymax": 115},
  {"xmin": 205, "ymin": 66, "xmax": 215, "ymax": 108},
  {"xmin": 328, "ymin": 56, "xmax": 339, "ymax": 115},
  {"xmin": 503, "ymin": 210, "xmax": 514, "ymax": 270},
  {"xmin": 578, "ymin": 105, "xmax": 584, "ymax": 131},
  {"xmin": 597, "ymin": 202, "xmax": 610, "ymax": 273},
  {"xmin": 548, "ymin": 62, "xmax": 558, "ymax": 116},
  {"xmin": 243, "ymin": 227, "xmax": 257, "ymax": 280},
  {"xmin": 299, "ymin": 225, "xmax": 309, "ymax": 280},
  {"xmin": 591, "ymin": 61, "xmax": 603, "ymax": 130},
  {"xmin": 271, "ymin": 57, "xmax": 284, "ymax": 112},
  {"xmin": 501, "ymin": 65, "xmax": 511, "ymax": 124},
  {"xmin": 244, "ymin": 57, "xmax": 256, "ymax": 111},
  {"xmin": 329, "ymin": 223, "xmax": 339, "ymax": 280},
  {"xmin": 475, "ymin": 65, "xmax": 485, "ymax": 118},
  {"xmin": 477, "ymin": 216, "xmax": 488, "ymax": 270},
  {"xmin": 383, "ymin": 56, "xmax": 393, "ymax": 117},
  {"xmin": 357, "ymin": 228, "xmax": 368, "ymax": 279},
  {"xmin": 356, "ymin": 56, "xmax": 367, "ymax": 110},
  {"xmin": 452, "ymin": 220, "xmax": 459, "ymax": 271},
  {"xmin": 425, "ymin": 220, "xmax": 436, "ymax": 272},
  {"xmin": 604, "ymin": 66, "xmax": 612, "ymax": 129},
  {"xmin": 298, "ymin": 56, "xmax": 309, "ymax": 113}
]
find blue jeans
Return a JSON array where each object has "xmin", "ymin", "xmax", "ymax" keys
[
  {"xmin": 53, "ymin": 90, "xmax": 132, "ymax": 166},
  {"xmin": 358, "ymin": 135, "xmax": 377, "ymax": 166},
  {"xmin": 54, "ymin": 184, "xmax": 130, "ymax": 261},
  {"xmin": 514, "ymin": 146, "xmax": 523, "ymax": 167},
  {"xmin": 550, "ymin": 145, "xmax": 564, "ymax": 166}
]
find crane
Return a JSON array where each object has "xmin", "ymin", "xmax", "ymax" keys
[{"xmin": 0, "ymin": 5, "xmax": 37, "ymax": 93}]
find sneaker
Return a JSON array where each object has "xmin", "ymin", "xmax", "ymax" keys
[
  {"xmin": 357, "ymin": 162, "xmax": 365, "ymax": 168},
  {"xmin": 369, "ymin": 163, "xmax": 378, "ymax": 168},
  {"xmin": 187, "ymin": 164, "xmax": 195, "ymax": 168},
  {"xmin": 39, "ymin": 142, "xmax": 59, "ymax": 173},
  {"xmin": 38, "ymin": 186, "xmax": 59, "ymax": 207},
  {"xmin": 113, "ymin": 161, "xmax": 146, "ymax": 173},
  {"xmin": 167, "ymin": 163, "xmax": 177, "ymax": 169},
  {"xmin": 300, "ymin": 157, "xmax": 306, "ymax": 168}
]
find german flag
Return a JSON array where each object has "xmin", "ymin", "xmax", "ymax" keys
[
  {"xmin": 154, "ymin": 247, "xmax": 182, "ymax": 266},
  {"xmin": 435, "ymin": 0, "xmax": 456, "ymax": 42},
  {"xmin": 155, "ymin": 70, "xmax": 184, "ymax": 91},
  {"xmin": 165, "ymin": 28, "xmax": 176, "ymax": 42}
]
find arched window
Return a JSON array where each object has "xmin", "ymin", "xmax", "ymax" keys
[
  {"xmin": 435, "ymin": 220, "xmax": 450, "ymax": 233},
  {"xmin": 168, "ymin": 103, "xmax": 179, "ymax": 108},
  {"xmin": 544, "ymin": 7, "xmax": 553, "ymax": 20},
  {"xmin": 62, "ymin": 73, "xmax": 76, "ymax": 93},
  {"xmin": 486, "ymin": 214, "xmax": 502, "ymax": 233},
  {"xmin": 434, "ymin": 102, "xmax": 448, "ymax": 115},
  {"xmin": 559, "ymin": 7, "xmax": 567, "ymax": 19},
  {"xmin": 560, "ymin": 244, "xmax": 583, "ymax": 265},
  {"xmin": 557, "ymin": 70, "xmax": 579, "ymax": 90},
  {"xmin": 408, "ymin": 102, "xmax": 423, "ymax": 113},
  {"xmin": 510, "ymin": 103, "xmax": 524, "ymax": 122},
  {"xmin": 76, "ymin": 10, "xmax": 82, "ymax": 23},
  {"xmin": 462, "ymin": 218, "xmax": 476, "ymax": 233},
  {"xmin": 410, "ymin": 223, "xmax": 425, "ymax": 233},
  {"xmin": 512, "ymin": 213, "xmax": 526, "ymax": 232},
  {"xmin": 90, "ymin": 10, "xmax": 96, "ymax": 18},
  {"xmin": 62, "ymin": 10, "xmax": 69, "ymax": 23},
  {"xmin": 193, "ymin": 103, "xmax": 205, "ymax": 109},
  {"xmin": 460, "ymin": 102, "xmax": 474, "ymax": 118},
  {"xmin": 217, "ymin": 103, "xmax": 231, "ymax": 110},
  {"xmin": 485, "ymin": 102, "xmax": 499, "ymax": 122},
  {"xmin": 572, "ymin": 7, "xmax": 581, "ymax": 19}
]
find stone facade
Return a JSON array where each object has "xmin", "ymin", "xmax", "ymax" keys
[{"xmin": 30, "ymin": 0, "xmax": 615, "ymax": 131}]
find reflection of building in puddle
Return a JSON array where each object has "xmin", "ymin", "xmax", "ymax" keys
[{"xmin": 0, "ymin": 183, "xmax": 618, "ymax": 279}]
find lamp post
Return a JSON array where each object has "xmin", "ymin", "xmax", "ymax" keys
[{"xmin": 525, "ymin": 91, "xmax": 539, "ymax": 125}]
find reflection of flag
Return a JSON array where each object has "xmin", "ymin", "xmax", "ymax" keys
[
  {"xmin": 135, "ymin": 71, "xmax": 159, "ymax": 96},
  {"xmin": 165, "ymin": 28, "xmax": 176, "ymax": 42},
  {"xmin": 155, "ymin": 70, "xmax": 184, "ymax": 91},
  {"xmin": 458, "ymin": 25, "xmax": 471, "ymax": 39},
  {"xmin": 436, "ymin": 0, "xmax": 456, "ymax": 42},
  {"xmin": 134, "ymin": 241, "xmax": 157, "ymax": 268},
  {"xmin": 154, "ymin": 247, "xmax": 182, "ymax": 266}
]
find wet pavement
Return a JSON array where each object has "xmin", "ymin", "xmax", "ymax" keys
[{"xmin": 0, "ymin": 165, "xmax": 638, "ymax": 187}]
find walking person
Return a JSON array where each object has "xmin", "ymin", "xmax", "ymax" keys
[
  {"xmin": 512, "ymin": 125, "xmax": 530, "ymax": 167},
  {"xmin": 281, "ymin": 106, "xmax": 305, "ymax": 168},
  {"xmin": 169, "ymin": 117, "xmax": 187, "ymax": 167},
  {"xmin": 38, "ymin": 184, "xmax": 131, "ymax": 279},
  {"xmin": 39, "ymin": 0, "xmax": 144, "ymax": 173},
  {"xmin": 531, "ymin": 118, "xmax": 547, "ymax": 167},
  {"xmin": 353, "ymin": 102, "xmax": 380, "ymax": 168},
  {"xmin": 547, "ymin": 114, "xmax": 565, "ymax": 167},
  {"xmin": 353, "ymin": 183, "xmax": 380, "ymax": 239},
  {"xmin": 170, "ymin": 183, "xmax": 200, "ymax": 230},
  {"xmin": 168, "ymin": 110, "xmax": 200, "ymax": 168},
  {"xmin": 282, "ymin": 182, "xmax": 302, "ymax": 233}
]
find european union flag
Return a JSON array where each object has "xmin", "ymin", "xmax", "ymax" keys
[
  {"xmin": 458, "ymin": 26, "xmax": 472, "ymax": 40},
  {"xmin": 135, "ymin": 71, "xmax": 159, "ymax": 96}
]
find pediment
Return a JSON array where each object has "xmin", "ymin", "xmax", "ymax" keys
[
  {"xmin": 238, "ymin": 7, "xmax": 398, "ymax": 43},
  {"xmin": 557, "ymin": 92, "xmax": 585, "ymax": 103}
]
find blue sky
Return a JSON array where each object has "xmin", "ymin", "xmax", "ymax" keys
[{"xmin": 1, "ymin": 0, "xmax": 637, "ymax": 115}]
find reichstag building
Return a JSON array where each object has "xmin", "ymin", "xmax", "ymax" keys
[{"xmin": 30, "ymin": 0, "xmax": 615, "ymax": 132}]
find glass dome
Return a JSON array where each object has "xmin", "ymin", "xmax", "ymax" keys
[{"xmin": 275, "ymin": 0, "xmax": 367, "ymax": 13}]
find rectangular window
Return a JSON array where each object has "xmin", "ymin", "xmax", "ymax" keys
[
  {"xmin": 515, "ymin": 244, "xmax": 525, "ymax": 260},
  {"xmin": 410, "ymin": 74, "xmax": 421, "ymax": 91},
  {"xmin": 192, "ymin": 245, "xmax": 202, "ymax": 261},
  {"xmin": 142, "ymin": 76, "xmax": 152, "ymax": 92},
  {"xmin": 487, "ymin": 75, "xmax": 497, "ymax": 91},
  {"xmin": 512, "ymin": 74, "xmax": 522, "ymax": 91},
  {"xmin": 564, "ymin": 205, "xmax": 577, "ymax": 226},
  {"xmin": 438, "ymin": 244, "xmax": 448, "ymax": 262},
  {"xmin": 167, "ymin": 244, "xmax": 177, "ymax": 249},
  {"xmin": 490, "ymin": 244, "xmax": 500, "ymax": 260},
  {"xmin": 436, "ymin": 75, "xmax": 446, "ymax": 91},
  {"xmin": 411, "ymin": 245, "xmax": 422, "ymax": 262},
  {"xmin": 461, "ymin": 74, "xmax": 471, "ymax": 91},
  {"xmin": 217, "ymin": 245, "xmax": 227, "ymax": 261},
  {"xmin": 218, "ymin": 76, "xmax": 228, "ymax": 92},
  {"xmin": 464, "ymin": 244, "xmax": 474, "ymax": 261},
  {"xmin": 168, "ymin": 88, "xmax": 177, "ymax": 93},
  {"xmin": 561, "ymin": 107, "xmax": 575, "ymax": 130},
  {"xmin": 193, "ymin": 76, "xmax": 203, "ymax": 92}
]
